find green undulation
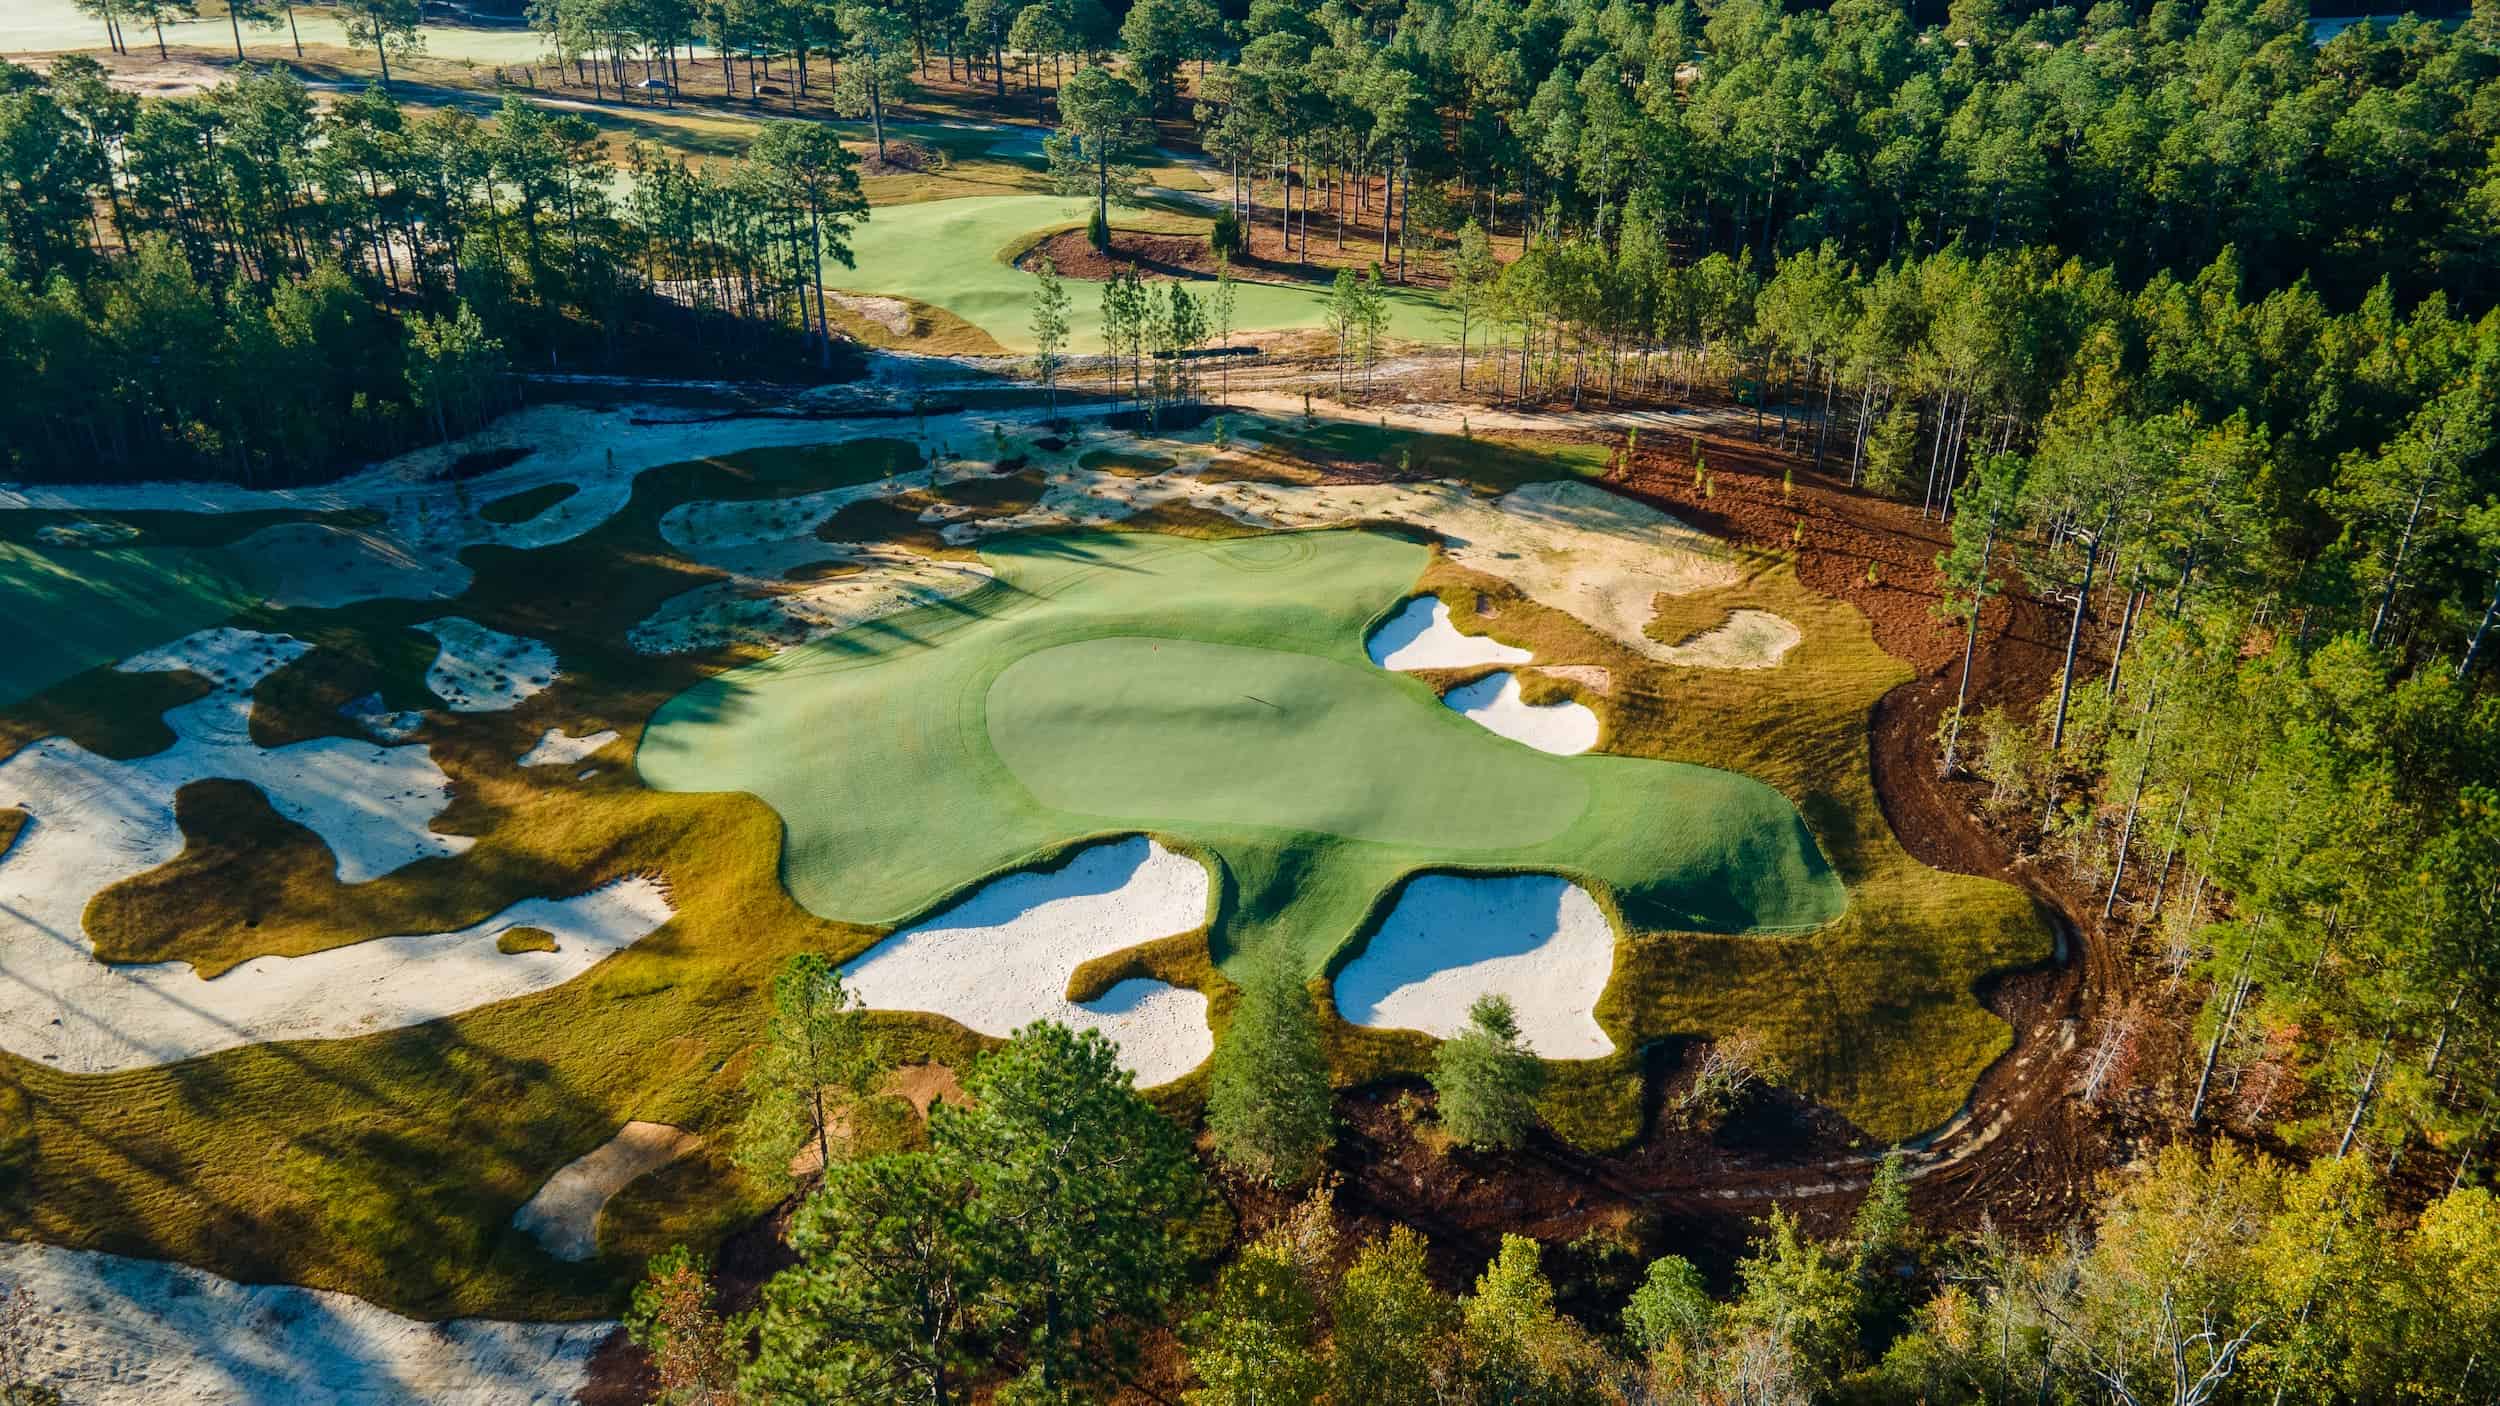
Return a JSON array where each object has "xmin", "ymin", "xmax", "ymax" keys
[
  {"xmin": 639, "ymin": 528, "xmax": 1845, "ymax": 975},
  {"xmin": 0, "ymin": 540, "xmax": 265, "ymax": 708}
]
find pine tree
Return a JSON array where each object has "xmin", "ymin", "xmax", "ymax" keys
[
  {"xmin": 1206, "ymin": 953, "xmax": 1333, "ymax": 1187},
  {"xmin": 1029, "ymin": 254, "xmax": 1070, "ymax": 420},
  {"xmin": 734, "ymin": 952, "xmax": 883, "ymax": 1187},
  {"xmin": 1430, "ymin": 994, "xmax": 1544, "ymax": 1150}
]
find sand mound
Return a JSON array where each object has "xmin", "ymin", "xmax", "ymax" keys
[
  {"xmin": 1366, "ymin": 595, "xmax": 1533, "ymax": 670},
  {"xmin": 513, "ymin": 1122, "xmax": 704, "ymax": 1262},
  {"xmin": 1657, "ymin": 608, "xmax": 1803, "ymax": 669},
  {"xmin": 416, "ymin": 618, "xmax": 558, "ymax": 712},
  {"xmin": 518, "ymin": 728, "xmax": 618, "ymax": 768},
  {"xmin": 831, "ymin": 291, "xmax": 913, "ymax": 335},
  {"xmin": 0, "ymin": 1242, "xmax": 609, "ymax": 1406},
  {"xmin": 1535, "ymin": 664, "xmax": 1613, "ymax": 695},
  {"xmin": 630, "ymin": 550, "xmax": 993, "ymax": 655},
  {"xmin": 843, "ymin": 837, "xmax": 1213, "ymax": 1086},
  {"xmin": 1333, "ymin": 873, "xmax": 1616, "ymax": 1058},
  {"xmin": 1441, "ymin": 672, "xmax": 1600, "ymax": 755}
]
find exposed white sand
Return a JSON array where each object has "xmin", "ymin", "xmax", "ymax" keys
[
  {"xmin": 830, "ymin": 290, "xmax": 913, "ymax": 335},
  {"xmin": 1333, "ymin": 874, "xmax": 1617, "ymax": 1058},
  {"xmin": 0, "ymin": 1243, "xmax": 609, "ymax": 1406},
  {"xmin": 512, "ymin": 1122, "xmax": 704, "ymax": 1263},
  {"xmin": 1535, "ymin": 664, "xmax": 1614, "ymax": 696},
  {"xmin": 1440, "ymin": 672, "xmax": 1601, "ymax": 755},
  {"xmin": 416, "ymin": 619, "xmax": 558, "ymax": 712},
  {"xmin": 1656, "ymin": 607, "xmax": 1803, "ymax": 669},
  {"xmin": 340, "ymin": 691, "xmax": 426, "ymax": 743},
  {"xmin": 0, "ymin": 629, "xmax": 676, "ymax": 1073},
  {"xmin": 843, "ymin": 837, "xmax": 1214, "ymax": 1086},
  {"xmin": 630, "ymin": 549, "xmax": 993, "ymax": 655},
  {"xmin": 34, "ymin": 519, "xmax": 137, "ymax": 547},
  {"xmin": 1367, "ymin": 596, "xmax": 1534, "ymax": 670},
  {"xmin": 517, "ymin": 728, "xmax": 618, "ymax": 768}
]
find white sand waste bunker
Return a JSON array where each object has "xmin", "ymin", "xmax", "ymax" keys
[
  {"xmin": 1366, "ymin": 595, "xmax": 1532, "ymax": 670},
  {"xmin": 843, "ymin": 837, "xmax": 1214, "ymax": 1086},
  {"xmin": 416, "ymin": 618, "xmax": 558, "ymax": 712},
  {"xmin": 1655, "ymin": 607, "xmax": 1803, "ymax": 669},
  {"xmin": 519, "ymin": 727, "xmax": 619, "ymax": 768},
  {"xmin": 1440, "ymin": 672, "xmax": 1601, "ymax": 755},
  {"xmin": 0, "ymin": 628, "xmax": 676, "ymax": 1073},
  {"xmin": 0, "ymin": 1243, "xmax": 609, "ymax": 1406},
  {"xmin": 513, "ymin": 1122, "xmax": 704, "ymax": 1262},
  {"xmin": 1334, "ymin": 874, "xmax": 1617, "ymax": 1058}
]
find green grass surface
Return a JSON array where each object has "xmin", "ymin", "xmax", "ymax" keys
[
  {"xmin": 0, "ymin": 539, "xmax": 264, "ymax": 708},
  {"xmin": 639, "ymin": 529, "xmax": 1843, "ymax": 971},
  {"xmin": 838, "ymin": 195, "xmax": 1454, "ymax": 353}
]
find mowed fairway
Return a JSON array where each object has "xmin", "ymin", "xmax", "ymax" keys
[
  {"xmin": 0, "ymin": 540, "xmax": 262, "ymax": 707},
  {"xmin": 638, "ymin": 528, "xmax": 1844, "ymax": 973}
]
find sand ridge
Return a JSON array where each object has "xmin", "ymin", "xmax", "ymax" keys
[{"xmin": 512, "ymin": 1122, "xmax": 705, "ymax": 1262}]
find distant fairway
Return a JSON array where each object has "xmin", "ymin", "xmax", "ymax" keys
[
  {"xmin": 0, "ymin": 541, "xmax": 261, "ymax": 708},
  {"xmin": 638, "ymin": 529, "xmax": 1844, "ymax": 970}
]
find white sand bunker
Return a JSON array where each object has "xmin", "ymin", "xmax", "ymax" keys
[
  {"xmin": 844, "ymin": 837, "xmax": 1214, "ymax": 1086},
  {"xmin": 1656, "ymin": 607, "xmax": 1803, "ymax": 669},
  {"xmin": 1440, "ymin": 672, "xmax": 1600, "ymax": 755},
  {"xmin": 1334, "ymin": 874, "xmax": 1617, "ymax": 1058},
  {"xmin": 0, "ymin": 629, "xmax": 677, "ymax": 1072},
  {"xmin": 518, "ymin": 727, "xmax": 618, "ymax": 768},
  {"xmin": 1367, "ymin": 595, "xmax": 1533, "ymax": 670},
  {"xmin": 0, "ymin": 1242, "xmax": 609, "ymax": 1406},
  {"xmin": 831, "ymin": 290, "xmax": 913, "ymax": 335},
  {"xmin": 513, "ymin": 1122, "xmax": 703, "ymax": 1263},
  {"xmin": 416, "ymin": 618, "xmax": 558, "ymax": 712}
]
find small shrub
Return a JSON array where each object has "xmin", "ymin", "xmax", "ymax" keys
[
  {"xmin": 1087, "ymin": 204, "xmax": 1111, "ymax": 253},
  {"xmin": 1431, "ymin": 995, "xmax": 1544, "ymax": 1150},
  {"xmin": 1674, "ymin": 1028, "xmax": 1784, "ymax": 1132},
  {"xmin": 1209, "ymin": 207, "xmax": 1246, "ymax": 259},
  {"xmin": 1865, "ymin": 560, "xmax": 1881, "ymax": 586}
]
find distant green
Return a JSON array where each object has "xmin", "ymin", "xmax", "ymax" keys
[
  {"xmin": 639, "ymin": 529, "xmax": 1843, "ymax": 971},
  {"xmin": 835, "ymin": 195, "xmax": 1453, "ymax": 354}
]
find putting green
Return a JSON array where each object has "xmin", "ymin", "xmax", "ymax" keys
[
  {"xmin": 837, "ymin": 195, "xmax": 1452, "ymax": 354},
  {"xmin": 0, "ymin": 540, "xmax": 263, "ymax": 708},
  {"xmin": 638, "ymin": 528, "xmax": 1844, "ymax": 971}
]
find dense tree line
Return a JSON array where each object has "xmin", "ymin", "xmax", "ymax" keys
[{"xmin": 0, "ymin": 58, "xmax": 866, "ymax": 484}]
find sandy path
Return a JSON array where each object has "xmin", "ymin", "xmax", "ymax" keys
[
  {"xmin": 0, "ymin": 1243, "xmax": 607, "ymax": 1406},
  {"xmin": 843, "ymin": 837, "xmax": 1213, "ymax": 1086},
  {"xmin": 1334, "ymin": 874, "xmax": 1616, "ymax": 1058},
  {"xmin": 0, "ymin": 629, "xmax": 675, "ymax": 1073},
  {"xmin": 511, "ymin": 1122, "xmax": 704, "ymax": 1263}
]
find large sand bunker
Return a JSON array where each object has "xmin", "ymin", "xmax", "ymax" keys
[
  {"xmin": 842, "ymin": 837, "xmax": 1214, "ymax": 1086},
  {"xmin": 0, "ymin": 629, "xmax": 676, "ymax": 1072},
  {"xmin": 0, "ymin": 1243, "xmax": 609, "ymax": 1406},
  {"xmin": 1440, "ymin": 672, "xmax": 1601, "ymax": 755},
  {"xmin": 1334, "ymin": 874, "xmax": 1617, "ymax": 1057},
  {"xmin": 1366, "ymin": 596, "xmax": 1533, "ymax": 670},
  {"xmin": 513, "ymin": 1122, "xmax": 705, "ymax": 1263}
]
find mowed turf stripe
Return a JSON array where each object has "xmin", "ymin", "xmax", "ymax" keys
[{"xmin": 640, "ymin": 528, "xmax": 1845, "ymax": 966}]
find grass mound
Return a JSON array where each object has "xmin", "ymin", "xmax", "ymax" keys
[
  {"xmin": 640, "ymin": 529, "xmax": 1843, "ymax": 972},
  {"xmin": 478, "ymin": 484, "xmax": 579, "ymax": 525}
]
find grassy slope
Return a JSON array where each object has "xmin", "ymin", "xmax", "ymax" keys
[{"xmin": 4, "ymin": 425, "xmax": 2044, "ymax": 1320}]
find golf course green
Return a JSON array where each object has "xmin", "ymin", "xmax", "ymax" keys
[
  {"xmin": 837, "ymin": 195, "xmax": 1453, "ymax": 353},
  {"xmin": 638, "ymin": 528, "xmax": 1845, "ymax": 970}
]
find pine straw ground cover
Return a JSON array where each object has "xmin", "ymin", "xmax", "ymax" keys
[{"xmin": 0, "ymin": 419, "xmax": 2044, "ymax": 1324}]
